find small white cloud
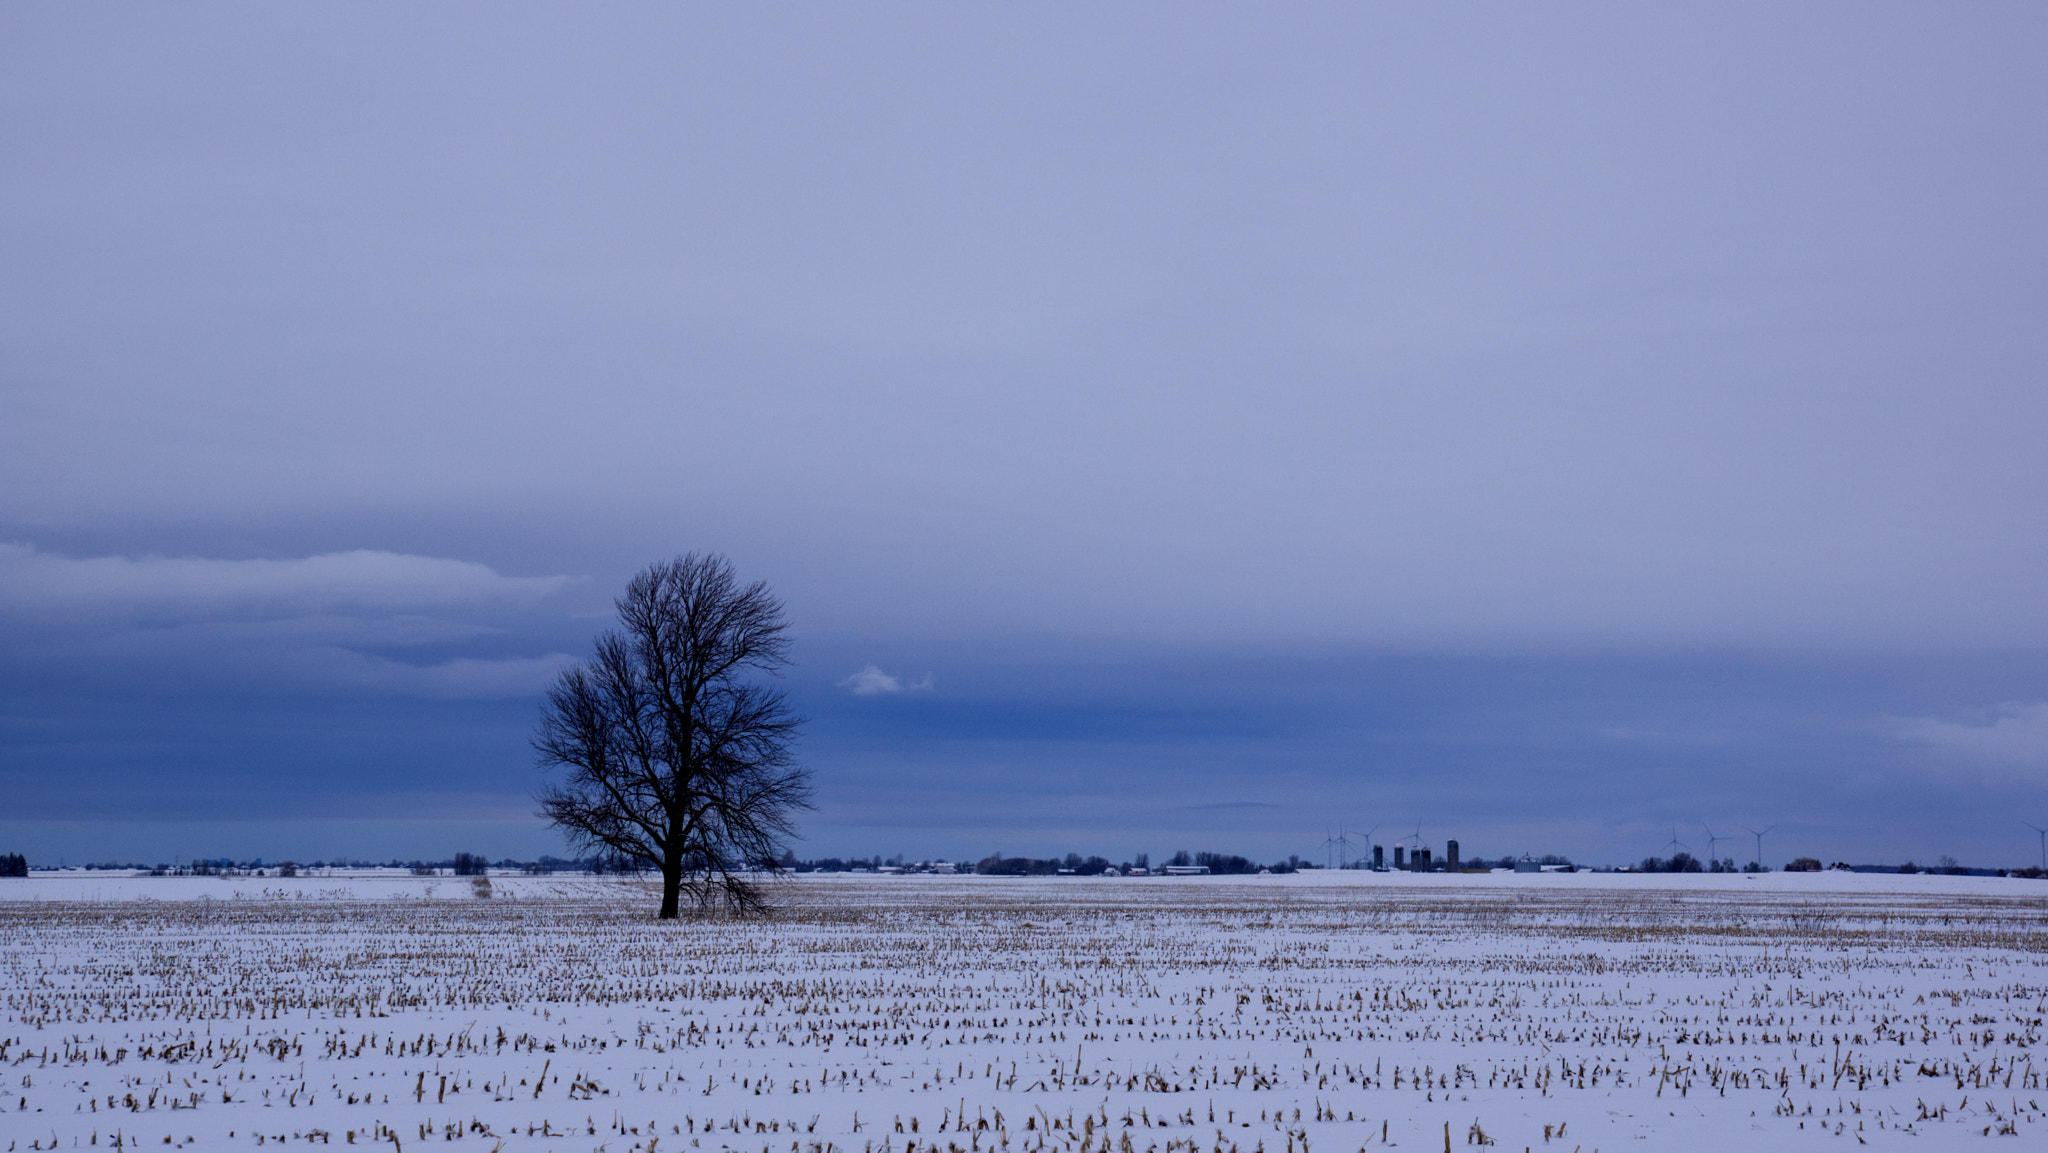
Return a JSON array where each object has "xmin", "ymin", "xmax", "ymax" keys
[
  {"xmin": 839, "ymin": 664, "xmax": 933, "ymax": 696},
  {"xmin": 1894, "ymin": 702, "xmax": 2048, "ymax": 766},
  {"xmin": 840, "ymin": 665, "xmax": 901, "ymax": 695}
]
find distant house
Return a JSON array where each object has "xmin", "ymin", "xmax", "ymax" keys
[
  {"xmin": 1162, "ymin": 865, "xmax": 1211, "ymax": 876},
  {"xmin": 1512, "ymin": 857, "xmax": 1542, "ymax": 873},
  {"xmin": 1125, "ymin": 867, "xmax": 1150, "ymax": 876},
  {"xmin": 928, "ymin": 861, "xmax": 958, "ymax": 874}
]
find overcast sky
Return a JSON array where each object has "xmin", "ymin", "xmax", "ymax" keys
[{"xmin": 4, "ymin": 4, "xmax": 2046, "ymax": 868}]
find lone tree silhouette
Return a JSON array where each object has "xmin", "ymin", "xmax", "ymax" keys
[{"xmin": 535, "ymin": 554, "xmax": 810, "ymax": 918}]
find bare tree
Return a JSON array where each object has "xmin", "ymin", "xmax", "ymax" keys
[{"xmin": 535, "ymin": 554, "xmax": 810, "ymax": 918}]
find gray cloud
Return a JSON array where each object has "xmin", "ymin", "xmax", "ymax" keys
[
  {"xmin": 0, "ymin": 543, "xmax": 568, "ymax": 618},
  {"xmin": 0, "ymin": 544, "xmax": 577, "ymax": 699},
  {"xmin": 1894, "ymin": 704, "xmax": 2048, "ymax": 771},
  {"xmin": 290, "ymin": 649, "xmax": 579, "ymax": 700}
]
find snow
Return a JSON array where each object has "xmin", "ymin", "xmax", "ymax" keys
[{"xmin": 3, "ymin": 870, "xmax": 2045, "ymax": 1151}]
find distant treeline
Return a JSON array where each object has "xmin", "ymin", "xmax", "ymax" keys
[
  {"xmin": 969, "ymin": 851, "xmax": 1292, "ymax": 876},
  {"xmin": 1629, "ymin": 852, "xmax": 2045, "ymax": 878},
  {"xmin": 133, "ymin": 854, "xmax": 592, "ymax": 877},
  {"xmin": 1634, "ymin": 853, "xmax": 1750, "ymax": 873},
  {"xmin": 779, "ymin": 851, "xmax": 1303, "ymax": 875},
  {"xmin": 10, "ymin": 849, "xmax": 2044, "ymax": 879}
]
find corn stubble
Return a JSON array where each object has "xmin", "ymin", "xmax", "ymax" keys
[{"xmin": 2, "ymin": 873, "xmax": 2045, "ymax": 1151}]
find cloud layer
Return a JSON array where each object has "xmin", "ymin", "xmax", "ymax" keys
[
  {"xmin": 0, "ymin": 543, "xmax": 568, "ymax": 618},
  {"xmin": 1896, "ymin": 703, "xmax": 2048, "ymax": 768},
  {"xmin": 3, "ymin": 7, "xmax": 2044, "ymax": 650},
  {"xmin": 0, "ymin": 544, "xmax": 578, "ymax": 699}
]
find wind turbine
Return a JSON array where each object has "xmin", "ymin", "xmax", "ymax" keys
[
  {"xmin": 1661, "ymin": 826, "xmax": 1689, "ymax": 861},
  {"xmin": 2026, "ymin": 822, "xmax": 2047, "ymax": 872},
  {"xmin": 1319, "ymin": 828, "xmax": 1347, "ymax": 870},
  {"xmin": 1743, "ymin": 824, "xmax": 1777, "ymax": 870},
  {"xmin": 1351, "ymin": 824, "xmax": 1379, "ymax": 870},
  {"xmin": 1701, "ymin": 823, "xmax": 1725, "ymax": 867}
]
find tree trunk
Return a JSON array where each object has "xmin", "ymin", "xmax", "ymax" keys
[{"xmin": 659, "ymin": 859, "xmax": 682, "ymax": 920}]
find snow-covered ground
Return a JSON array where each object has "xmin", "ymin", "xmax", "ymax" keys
[{"xmin": 3, "ymin": 870, "xmax": 2044, "ymax": 1152}]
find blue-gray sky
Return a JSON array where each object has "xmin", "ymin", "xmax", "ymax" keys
[{"xmin": 4, "ymin": 4, "xmax": 2046, "ymax": 868}]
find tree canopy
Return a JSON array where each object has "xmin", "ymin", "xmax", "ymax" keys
[{"xmin": 535, "ymin": 554, "xmax": 810, "ymax": 917}]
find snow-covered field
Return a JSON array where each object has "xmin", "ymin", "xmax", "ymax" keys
[{"xmin": 3, "ymin": 871, "xmax": 2045, "ymax": 1152}]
